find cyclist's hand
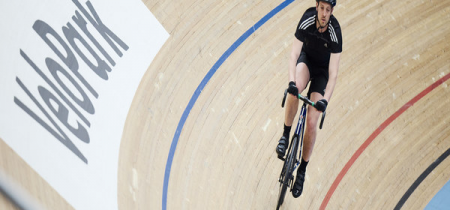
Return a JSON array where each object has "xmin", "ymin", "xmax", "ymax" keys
[
  {"xmin": 287, "ymin": 81, "xmax": 298, "ymax": 97},
  {"xmin": 315, "ymin": 99, "xmax": 328, "ymax": 112}
]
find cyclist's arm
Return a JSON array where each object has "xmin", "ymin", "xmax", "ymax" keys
[
  {"xmin": 323, "ymin": 52, "xmax": 341, "ymax": 102},
  {"xmin": 289, "ymin": 38, "xmax": 303, "ymax": 82}
]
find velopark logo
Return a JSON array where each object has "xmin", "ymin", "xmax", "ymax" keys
[{"xmin": 14, "ymin": 0, "xmax": 128, "ymax": 164}]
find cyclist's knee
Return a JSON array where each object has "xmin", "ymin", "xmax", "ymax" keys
[
  {"xmin": 286, "ymin": 93, "xmax": 299, "ymax": 107},
  {"xmin": 306, "ymin": 109, "xmax": 320, "ymax": 128},
  {"xmin": 306, "ymin": 116, "xmax": 318, "ymax": 130},
  {"xmin": 295, "ymin": 63, "xmax": 310, "ymax": 91}
]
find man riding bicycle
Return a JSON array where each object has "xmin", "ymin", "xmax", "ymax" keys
[{"xmin": 276, "ymin": 0, "xmax": 342, "ymax": 198}]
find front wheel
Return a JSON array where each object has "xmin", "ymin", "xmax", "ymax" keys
[
  {"xmin": 276, "ymin": 137, "xmax": 297, "ymax": 210},
  {"xmin": 276, "ymin": 159, "xmax": 290, "ymax": 209}
]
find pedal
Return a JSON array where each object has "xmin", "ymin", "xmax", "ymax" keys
[{"xmin": 277, "ymin": 155, "xmax": 285, "ymax": 161}]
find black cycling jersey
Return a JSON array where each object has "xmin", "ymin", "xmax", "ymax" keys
[{"xmin": 295, "ymin": 7, "xmax": 342, "ymax": 66}]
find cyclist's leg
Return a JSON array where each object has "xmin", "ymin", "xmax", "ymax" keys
[
  {"xmin": 302, "ymin": 91, "xmax": 323, "ymax": 161},
  {"xmin": 292, "ymin": 92, "xmax": 321, "ymax": 198},
  {"xmin": 277, "ymin": 54, "xmax": 310, "ymax": 157},
  {"xmin": 284, "ymin": 62, "xmax": 309, "ymax": 127},
  {"xmin": 303, "ymin": 72, "xmax": 327, "ymax": 161},
  {"xmin": 292, "ymin": 72, "xmax": 327, "ymax": 198}
]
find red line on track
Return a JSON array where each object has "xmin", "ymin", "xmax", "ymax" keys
[{"xmin": 320, "ymin": 72, "xmax": 450, "ymax": 210}]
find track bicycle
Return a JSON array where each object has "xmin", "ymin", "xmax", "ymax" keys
[{"xmin": 276, "ymin": 89, "xmax": 325, "ymax": 210}]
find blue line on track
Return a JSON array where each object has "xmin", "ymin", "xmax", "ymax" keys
[{"xmin": 162, "ymin": 1, "xmax": 294, "ymax": 209}]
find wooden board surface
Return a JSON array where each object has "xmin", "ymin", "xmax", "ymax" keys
[{"xmin": 1, "ymin": 0, "xmax": 450, "ymax": 209}]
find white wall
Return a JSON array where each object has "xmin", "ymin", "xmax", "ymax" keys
[{"xmin": 0, "ymin": 0, "xmax": 168, "ymax": 209}]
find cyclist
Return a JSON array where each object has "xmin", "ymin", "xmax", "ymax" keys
[{"xmin": 276, "ymin": 0, "xmax": 342, "ymax": 198}]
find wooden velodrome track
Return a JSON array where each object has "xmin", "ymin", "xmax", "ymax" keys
[{"xmin": 1, "ymin": 0, "xmax": 450, "ymax": 209}]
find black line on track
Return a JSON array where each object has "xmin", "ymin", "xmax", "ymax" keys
[{"xmin": 394, "ymin": 147, "xmax": 450, "ymax": 209}]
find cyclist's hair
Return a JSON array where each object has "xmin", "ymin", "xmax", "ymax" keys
[{"xmin": 316, "ymin": 0, "xmax": 336, "ymax": 7}]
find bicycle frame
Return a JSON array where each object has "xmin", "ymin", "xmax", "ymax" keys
[
  {"xmin": 292, "ymin": 102, "xmax": 307, "ymax": 172},
  {"xmin": 277, "ymin": 91, "xmax": 325, "ymax": 209}
]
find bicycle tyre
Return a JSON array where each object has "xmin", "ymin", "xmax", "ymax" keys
[{"xmin": 276, "ymin": 136, "xmax": 297, "ymax": 210}]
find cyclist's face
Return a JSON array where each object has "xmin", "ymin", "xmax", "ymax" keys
[{"xmin": 316, "ymin": 2, "xmax": 333, "ymax": 27}]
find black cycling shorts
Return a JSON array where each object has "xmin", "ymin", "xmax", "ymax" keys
[{"xmin": 296, "ymin": 51, "xmax": 329, "ymax": 97}]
